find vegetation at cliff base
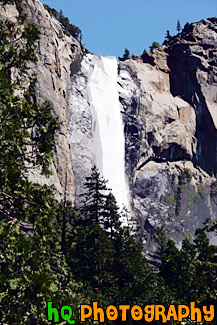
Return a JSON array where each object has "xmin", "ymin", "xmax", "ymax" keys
[{"xmin": 0, "ymin": 1, "xmax": 84, "ymax": 323}]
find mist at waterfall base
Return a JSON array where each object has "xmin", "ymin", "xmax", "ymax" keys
[{"xmin": 88, "ymin": 55, "xmax": 131, "ymax": 223}]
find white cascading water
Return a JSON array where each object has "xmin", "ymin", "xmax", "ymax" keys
[{"xmin": 88, "ymin": 56, "xmax": 130, "ymax": 215}]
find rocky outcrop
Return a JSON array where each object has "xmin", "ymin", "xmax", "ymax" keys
[
  {"xmin": 67, "ymin": 54, "xmax": 96, "ymax": 198},
  {"xmin": 166, "ymin": 18, "xmax": 217, "ymax": 174},
  {"xmin": 118, "ymin": 18, "xmax": 217, "ymax": 247},
  {"xmin": 25, "ymin": 0, "xmax": 84, "ymax": 203}
]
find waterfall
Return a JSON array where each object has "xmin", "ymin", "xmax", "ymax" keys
[{"xmin": 88, "ymin": 55, "xmax": 130, "ymax": 214}]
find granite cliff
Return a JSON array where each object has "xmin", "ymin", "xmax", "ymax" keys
[
  {"xmin": 119, "ymin": 17, "xmax": 217, "ymax": 246},
  {"xmin": 2, "ymin": 0, "xmax": 217, "ymax": 247},
  {"xmin": 0, "ymin": 0, "xmax": 83, "ymax": 203}
]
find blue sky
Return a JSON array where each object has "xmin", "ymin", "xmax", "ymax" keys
[{"xmin": 41, "ymin": 0, "xmax": 217, "ymax": 58}]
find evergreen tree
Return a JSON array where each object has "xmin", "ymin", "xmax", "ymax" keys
[
  {"xmin": 193, "ymin": 228, "xmax": 217, "ymax": 304},
  {"xmin": 103, "ymin": 192, "xmax": 121, "ymax": 238},
  {"xmin": 43, "ymin": 5, "xmax": 82, "ymax": 41},
  {"xmin": 149, "ymin": 224, "xmax": 169, "ymax": 272},
  {"xmin": 0, "ymin": 14, "xmax": 59, "ymax": 223},
  {"xmin": 123, "ymin": 48, "xmax": 130, "ymax": 60},
  {"xmin": 154, "ymin": 224, "xmax": 217, "ymax": 312},
  {"xmin": 184, "ymin": 22, "xmax": 190, "ymax": 30},
  {"xmin": 177, "ymin": 19, "xmax": 181, "ymax": 33},
  {"xmin": 58, "ymin": 9, "xmax": 64, "ymax": 21},
  {"xmin": 65, "ymin": 170, "xmax": 156, "ymax": 314},
  {"xmin": 80, "ymin": 165, "xmax": 109, "ymax": 225},
  {"xmin": 112, "ymin": 226, "xmax": 155, "ymax": 308},
  {"xmin": 165, "ymin": 29, "xmax": 172, "ymax": 41},
  {"xmin": 119, "ymin": 48, "xmax": 130, "ymax": 61}
]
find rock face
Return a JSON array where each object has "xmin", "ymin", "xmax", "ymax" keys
[
  {"xmin": 25, "ymin": 0, "xmax": 85, "ymax": 203},
  {"xmin": 2, "ymin": 1, "xmax": 217, "ymax": 247},
  {"xmin": 118, "ymin": 18, "xmax": 217, "ymax": 247},
  {"xmin": 1, "ymin": 0, "xmax": 84, "ymax": 202},
  {"xmin": 167, "ymin": 19, "xmax": 217, "ymax": 175},
  {"xmin": 67, "ymin": 54, "xmax": 96, "ymax": 198}
]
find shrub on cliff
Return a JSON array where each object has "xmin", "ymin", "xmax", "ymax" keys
[
  {"xmin": 118, "ymin": 48, "xmax": 130, "ymax": 61},
  {"xmin": 149, "ymin": 41, "xmax": 161, "ymax": 52},
  {"xmin": 43, "ymin": 4, "xmax": 82, "ymax": 42}
]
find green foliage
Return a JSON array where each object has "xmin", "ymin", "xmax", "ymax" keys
[
  {"xmin": 0, "ymin": 4, "xmax": 60, "ymax": 217},
  {"xmin": 174, "ymin": 184, "xmax": 183, "ymax": 215},
  {"xmin": 149, "ymin": 41, "xmax": 161, "ymax": 52},
  {"xmin": 165, "ymin": 195, "xmax": 176, "ymax": 205},
  {"xmin": 103, "ymin": 192, "xmax": 121, "ymax": 238},
  {"xmin": 0, "ymin": 19, "xmax": 40, "ymax": 73},
  {"xmin": 43, "ymin": 4, "xmax": 82, "ymax": 42},
  {"xmin": 154, "ymin": 224, "xmax": 217, "ymax": 312},
  {"xmin": 179, "ymin": 168, "xmax": 193, "ymax": 185},
  {"xmin": 0, "ymin": 204, "xmax": 85, "ymax": 324},
  {"xmin": 62, "ymin": 167, "xmax": 160, "ymax": 322},
  {"xmin": 43, "ymin": 4, "xmax": 58, "ymax": 19},
  {"xmin": 166, "ymin": 168, "xmax": 194, "ymax": 216},
  {"xmin": 80, "ymin": 165, "xmax": 109, "ymax": 225}
]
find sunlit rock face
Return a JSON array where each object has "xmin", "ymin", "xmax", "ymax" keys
[
  {"xmin": 166, "ymin": 18, "xmax": 217, "ymax": 175},
  {"xmin": 3, "ymin": 0, "xmax": 217, "ymax": 248},
  {"xmin": 118, "ymin": 18, "xmax": 217, "ymax": 247},
  {"xmin": 1, "ymin": 0, "xmax": 83, "ymax": 203}
]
